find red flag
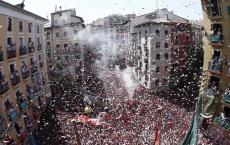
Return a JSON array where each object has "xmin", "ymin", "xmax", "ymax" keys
[
  {"xmin": 153, "ymin": 120, "xmax": 161, "ymax": 145},
  {"xmin": 153, "ymin": 109, "xmax": 162, "ymax": 145}
]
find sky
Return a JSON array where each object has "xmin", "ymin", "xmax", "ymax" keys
[{"xmin": 5, "ymin": 0, "xmax": 203, "ymax": 24}]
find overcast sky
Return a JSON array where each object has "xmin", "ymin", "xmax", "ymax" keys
[{"xmin": 5, "ymin": 0, "xmax": 202, "ymax": 24}]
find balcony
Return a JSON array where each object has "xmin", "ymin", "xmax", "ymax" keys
[
  {"xmin": 209, "ymin": 34, "xmax": 224, "ymax": 47},
  {"xmin": 17, "ymin": 95, "xmax": 28, "ymax": 110},
  {"xmin": 7, "ymin": 108, "xmax": 18, "ymax": 121},
  {"xmin": 28, "ymin": 43, "xmax": 35, "ymax": 53},
  {"xmin": 213, "ymin": 116, "xmax": 230, "ymax": 130},
  {"xmin": 28, "ymin": 93, "xmax": 36, "ymax": 101},
  {"xmin": 39, "ymin": 62, "xmax": 43, "ymax": 68},
  {"xmin": 27, "ymin": 86, "xmax": 36, "ymax": 101},
  {"xmin": 22, "ymin": 67, "xmax": 30, "ymax": 79},
  {"xmin": 0, "ymin": 49, "xmax": 4, "ymax": 62},
  {"xmin": 202, "ymin": 0, "xmax": 222, "ymax": 20},
  {"xmin": 208, "ymin": 57, "xmax": 222, "ymax": 75},
  {"xmin": 37, "ymin": 43, "xmax": 42, "ymax": 51},
  {"xmin": 31, "ymin": 65, "xmax": 38, "ymax": 74},
  {"xmin": 0, "ymin": 81, "xmax": 9, "ymax": 95},
  {"xmin": 224, "ymin": 89, "xmax": 230, "ymax": 104},
  {"xmin": 10, "ymin": 71, "xmax": 21, "ymax": 86},
  {"xmin": 7, "ymin": 47, "xmax": 16, "ymax": 59},
  {"xmin": 19, "ymin": 46, "xmax": 27, "ymax": 56}
]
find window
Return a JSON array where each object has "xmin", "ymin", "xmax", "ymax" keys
[
  {"xmin": 156, "ymin": 42, "xmax": 160, "ymax": 48},
  {"xmin": 46, "ymin": 42, "xmax": 50, "ymax": 48},
  {"xmin": 156, "ymin": 54, "xmax": 160, "ymax": 60},
  {"xmin": 156, "ymin": 30, "xmax": 160, "ymax": 36},
  {"xmin": 64, "ymin": 44, "xmax": 68, "ymax": 48},
  {"xmin": 163, "ymin": 79, "xmax": 168, "ymax": 84},
  {"xmin": 19, "ymin": 21, "xmax": 23, "ymax": 33},
  {"xmin": 165, "ymin": 43, "xmax": 169, "ymax": 48},
  {"xmin": 8, "ymin": 17, "xmax": 12, "ymax": 32},
  {"xmin": 165, "ymin": 30, "xmax": 168, "ymax": 35},
  {"xmin": 165, "ymin": 53, "xmax": 169, "ymax": 60},
  {"xmin": 7, "ymin": 37, "xmax": 13, "ymax": 47},
  {"xmin": 19, "ymin": 38, "xmax": 23, "ymax": 47},
  {"xmin": 64, "ymin": 31, "xmax": 67, "ymax": 37},
  {"xmin": 59, "ymin": 13, "xmax": 62, "ymax": 17},
  {"xmin": 28, "ymin": 23, "xmax": 32, "ymax": 33},
  {"xmin": 46, "ymin": 32, "xmax": 50, "ymax": 38},
  {"xmin": 156, "ymin": 67, "xmax": 160, "ymax": 73},
  {"xmin": 10, "ymin": 63, "xmax": 16, "ymax": 73},
  {"xmin": 38, "ymin": 54, "xmax": 42, "ymax": 62},
  {"xmin": 74, "ymin": 30, "xmax": 77, "ymax": 34},
  {"xmin": 56, "ymin": 32, "xmax": 60, "ymax": 38},
  {"xmin": 28, "ymin": 37, "xmax": 32, "ymax": 44},
  {"xmin": 228, "ymin": 6, "xmax": 230, "ymax": 15},
  {"xmin": 37, "ymin": 37, "xmax": 40, "ymax": 44},
  {"xmin": 155, "ymin": 79, "xmax": 159, "ymax": 86},
  {"xmin": 37, "ymin": 25, "xmax": 40, "ymax": 34}
]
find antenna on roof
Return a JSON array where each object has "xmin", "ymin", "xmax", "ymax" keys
[{"xmin": 156, "ymin": 0, "xmax": 159, "ymax": 10}]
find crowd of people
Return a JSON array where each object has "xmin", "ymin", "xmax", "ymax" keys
[{"xmin": 53, "ymin": 67, "xmax": 207, "ymax": 145}]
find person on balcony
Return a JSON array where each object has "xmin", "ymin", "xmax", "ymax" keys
[{"xmin": 224, "ymin": 87, "xmax": 230, "ymax": 103}]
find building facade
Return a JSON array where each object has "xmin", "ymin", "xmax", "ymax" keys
[
  {"xmin": 45, "ymin": 8, "xmax": 85, "ymax": 66},
  {"xmin": 200, "ymin": 0, "xmax": 230, "ymax": 144},
  {"xmin": 129, "ymin": 9, "xmax": 191, "ymax": 91},
  {"xmin": 0, "ymin": 1, "xmax": 50, "ymax": 144}
]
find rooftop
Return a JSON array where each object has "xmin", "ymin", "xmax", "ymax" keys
[
  {"xmin": 132, "ymin": 8, "xmax": 190, "ymax": 27},
  {"xmin": 0, "ymin": 0, "xmax": 47, "ymax": 21}
]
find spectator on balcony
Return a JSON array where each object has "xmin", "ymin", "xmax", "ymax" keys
[
  {"xmin": 22, "ymin": 62, "xmax": 28, "ymax": 73},
  {"xmin": 224, "ymin": 87, "xmax": 230, "ymax": 103}
]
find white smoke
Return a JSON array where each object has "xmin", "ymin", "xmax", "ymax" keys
[{"xmin": 74, "ymin": 26, "xmax": 139, "ymax": 98}]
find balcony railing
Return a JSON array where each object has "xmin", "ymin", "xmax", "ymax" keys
[
  {"xmin": 7, "ymin": 108, "xmax": 18, "ymax": 121},
  {"xmin": 224, "ymin": 89, "xmax": 230, "ymax": 104},
  {"xmin": 0, "ymin": 81, "xmax": 9, "ymax": 95},
  {"xmin": 22, "ymin": 68, "xmax": 30, "ymax": 79},
  {"xmin": 7, "ymin": 47, "xmax": 16, "ymax": 59},
  {"xmin": 19, "ymin": 101, "xmax": 27, "ymax": 110},
  {"xmin": 19, "ymin": 46, "xmax": 27, "ymax": 56},
  {"xmin": 209, "ymin": 34, "xmax": 224, "ymax": 44},
  {"xmin": 39, "ymin": 62, "xmax": 43, "ymax": 68},
  {"xmin": 31, "ymin": 65, "xmax": 38, "ymax": 74},
  {"xmin": 203, "ymin": 0, "xmax": 222, "ymax": 19},
  {"xmin": 11, "ymin": 71, "xmax": 21, "ymax": 86},
  {"xmin": 27, "ymin": 86, "xmax": 36, "ymax": 101},
  {"xmin": 37, "ymin": 43, "xmax": 42, "ymax": 51},
  {"xmin": 28, "ymin": 93, "xmax": 36, "ymax": 101},
  {"xmin": 0, "ymin": 49, "xmax": 4, "ymax": 62},
  {"xmin": 28, "ymin": 43, "xmax": 35, "ymax": 53},
  {"xmin": 213, "ymin": 116, "xmax": 230, "ymax": 130},
  {"xmin": 208, "ymin": 58, "xmax": 222, "ymax": 73}
]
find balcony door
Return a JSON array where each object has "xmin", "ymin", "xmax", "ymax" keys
[{"xmin": 10, "ymin": 64, "xmax": 16, "ymax": 73}]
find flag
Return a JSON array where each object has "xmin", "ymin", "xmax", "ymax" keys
[
  {"xmin": 153, "ymin": 121, "xmax": 161, "ymax": 145},
  {"xmin": 182, "ymin": 97, "xmax": 200, "ymax": 145},
  {"xmin": 153, "ymin": 109, "xmax": 162, "ymax": 145}
]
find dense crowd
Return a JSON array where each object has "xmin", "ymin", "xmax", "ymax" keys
[{"xmin": 53, "ymin": 67, "xmax": 197, "ymax": 145}]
